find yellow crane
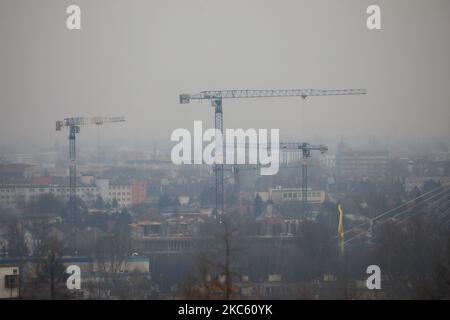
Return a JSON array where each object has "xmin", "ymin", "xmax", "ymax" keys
[{"xmin": 337, "ymin": 203, "xmax": 345, "ymax": 258}]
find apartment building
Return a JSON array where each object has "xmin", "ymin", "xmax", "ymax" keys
[
  {"xmin": 97, "ymin": 179, "xmax": 148, "ymax": 208},
  {"xmin": 337, "ymin": 149, "xmax": 389, "ymax": 177},
  {"xmin": 0, "ymin": 184, "xmax": 98, "ymax": 207},
  {"xmin": 108, "ymin": 184, "xmax": 132, "ymax": 208},
  {"xmin": 0, "ymin": 178, "xmax": 148, "ymax": 209},
  {"xmin": 269, "ymin": 188, "xmax": 325, "ymax": 204},
  {"xmin": 269, "ymin": 187, "xmax": 326, "ymax": 204}
]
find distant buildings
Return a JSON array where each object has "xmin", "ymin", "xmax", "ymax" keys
[
  {"xmin": 132, "ymin": 180, "xmax": 148, "ymax": 205},
  {"xmin": 0, "ymin": 184, "xmax": 98, "ymax": 207},
  {"xmin": 108, "ymin": 184, "xmax": 132, "ymax": 207},
  {"xmin": 405, "ymin": 176, "xmax": 450, "ymax": 193},
  {"xmin": 268, "ymin": 187, "xmax": 326, "ymax": 205},
  {"xmin": 0, "ymin": 265, "xmax": 19, "ymax": 299},
  {"xmin": 337, "ymin": 149, "xmax": 389, "ymax": 177},
  {"xmin": 0, "ymin": 164, "xmax": 34, "ymax": 184},
  {"xmin": 97, "ymin": 179, "xmax": 148, "ymax": 208},
  {"xmin": 0, "ymin": 178, "xmax": 148, "ymax": 209},
  {"xmin": 318, "ymin": 154, "xmax": 336, "ymax": 169}
]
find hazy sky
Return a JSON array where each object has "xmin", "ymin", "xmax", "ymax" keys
[{"xmin": 0, "ymin": 0, "xmax": 449, "ymax": 151}]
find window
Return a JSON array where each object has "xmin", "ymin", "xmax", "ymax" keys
[{"xmin": 5, "ymin": 274, "xmax": 19, "ymax": 288}]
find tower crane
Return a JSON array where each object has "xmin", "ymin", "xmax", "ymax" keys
[
  {"xmin": 224, "ymin": 142, "xmax": 327, "ymax": 217},
  {"xmin": 280, "ymin": 142, "xmax": 328, "ymax": 217},
  {"xmin": 180, "ymin": 88, "xmax": 366, "ymax": 215},
  {"xmin": 56, "ymin": 116, "xmax": 125, "ymax": 220}
]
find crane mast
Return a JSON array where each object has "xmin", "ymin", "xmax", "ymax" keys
[
  {"xmin": 180, "ymin": 88, "xmax": 366, "ymax": 216},
  {"xmin": 280, "ymin": 143, "xmax": 328, "ymax": 217},
  {"xmin": 225, "ymin": 142, "xmax": 327, "ymax": 217}
]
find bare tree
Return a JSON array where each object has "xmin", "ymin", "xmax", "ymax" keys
[
  {"xmin": 24, "ymin": 235, "xmax": 67, "ymax": 300},
  {"xmin": 375, "ymin": 215, "xmax": 450, "ymax": 299},
  {"xmin": 186, "ymin": 214, "xmax": 243, "ymax": 300},
  {"xmin": 93, "ymin": 228, "xmax": 132, "ymax": 298}
]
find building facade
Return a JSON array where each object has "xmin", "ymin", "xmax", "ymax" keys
[
  {"xmin": 337, "ymin": 149, "xmax": 389, "ymax": 177},
  {"xmin": 108, "ymin": 184, "xmax": 132, "ymax": 208},
  {"xmin": 131, "ymin": 180, "xmax": 148, "ymax": 205},
  {"xmin": 0, "ymin": 184, "xmax": 98, "ymax": 207},
  {"xmin": 0, "ymin": 265, "xmax": 19, "ymax": 299},
  {"xmin": 268, "ymin": 188, "xmax": 326, "ymax": 204}
]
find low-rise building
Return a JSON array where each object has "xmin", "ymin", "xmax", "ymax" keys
[
  {"xmin": 269, "ymin": 187, "xmax": 326, "ymax": 205},
  {"xmin": 131, "ymin": 180, "xmax": 148, "ymax": 205},
  {"xmin": 108, "ymin": 184, "xmax": 132, "ymax": 207},
  {"xmin": 337, "ymin": 149, "xmax": 389, "ymax": 177},
  {"xmin": 0, "ymin": 265, "xmax": 19, "ymax": 299},
  {"xmin": 0, "ymin": 184, "xmax": 98, "ymax": 207},
  {"xmin": 0, "ymin": 178, "xmax": 148, "ymax": 209},
  {"xmin": 97, "ymin": 179, "xmax": 148, "ymax": 208}
]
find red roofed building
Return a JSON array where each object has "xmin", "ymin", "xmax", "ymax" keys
[{"xmin": 131, "ymin": 180, "xmax": 148, "ymax": 205}]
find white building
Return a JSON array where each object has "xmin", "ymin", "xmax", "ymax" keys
[
  {"xmin": 268, "ymin": 187, "xmax": 326, "ymax": 204},
  {"xmin": 0, "ymin": 184, "xmax": 98, "ymax": 207},
  {"xmin": 96, "ymin": 179, "xmax": 133, "ymax": 208},
  {"xmin": 0, "ymin": 265, "xmax": 19, "ymax": 299},
  {"xmin": 108, "ymin": 184, "xmax": 132, "ymax": 208},
  {"xmin": 319, "ymin": 154, "xmax": 336, "ymax": 169},
  {"xmin": 0, "ymin": 178, "xmax": 139, "ymax": 209}
]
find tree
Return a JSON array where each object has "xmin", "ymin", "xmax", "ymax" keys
[
  {"xmin": 111, "ymin": 198, "xmax": 119, "ymax": 209},
  {"xmin": 113, "ymin": 270, "xmax": 154, "ymax": 299},
  {"xmin": 6, "ymin": 218, "xmax": 29, "ymax": 298},
  {"xmin": 190, "ymin": 215, "xmax": 243, "ymax": 300},
  {"xmin": 29, "ymin": 194, "xmax": 65, "ymax": 215},
  {"xmin": 294, "ymin": 222, "xmax": 335, "ymax": 281},
  {"xmin": 94, "ymin": 195, "xmax": 105, "ymax": 210},
  {"xmin": 28, "ymin": 236, "xmax": 67, "ymax": 299},
  {"xmin": 254, "ymin": 194, "xmax": 264, "ymax": 217},
  {"xmin": 93, "ymin": 228, "xmax": 132, "ymax": 298},
  {"xmin": 157, "ymin": 194, "xmax": 180, "ymax": 212},
  {"xmin": 199, "ymin": 186, "xmax": 215, "ymax": 206},
  {"xmin": 375, "ymin": 216, "xmax": 450, "ymax": 299},
  {"xmin": 117, "ymin": 208, "xmax": 132, "ymax": 227},
  {"xmin": 7, "ymin": 219, "xmax": 29, "ymax": 258}
]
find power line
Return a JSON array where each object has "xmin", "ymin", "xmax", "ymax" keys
[
  {"xmin": 342, "ymin": 183, "xmax": 450, "ymax": 237},
  {"xmin": 344, "ymin": 186, "xmax": 450, "ymax": 244}
]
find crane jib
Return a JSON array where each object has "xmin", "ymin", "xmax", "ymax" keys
[{"xmin": 181, "ymin": 89, "xmax": 366, "ymax": 103}]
